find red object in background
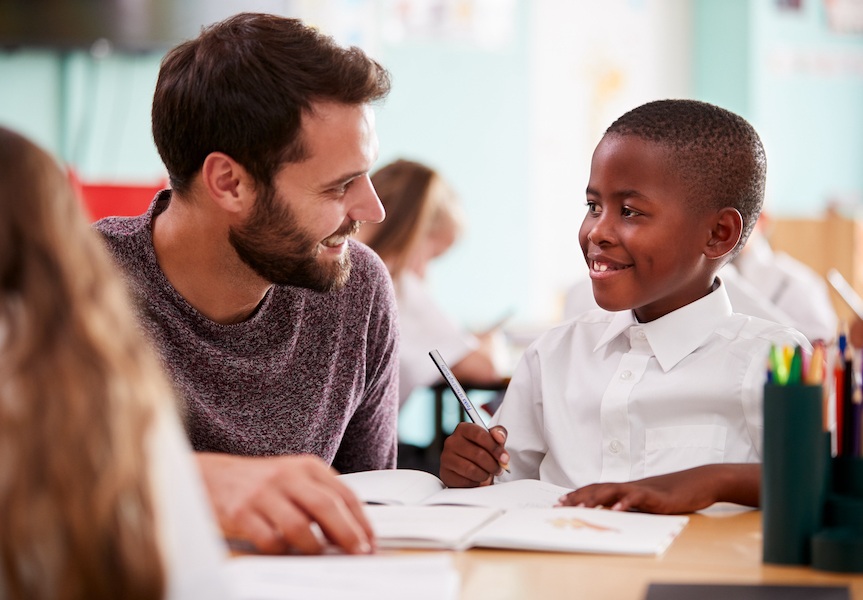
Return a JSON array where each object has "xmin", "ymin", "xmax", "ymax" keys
[{"xmin": 68, "ymin": 169, "xmax": 166, "ymax": 222}]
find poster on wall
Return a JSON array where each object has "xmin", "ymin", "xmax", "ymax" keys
[
  {"xmin": 824, "ymin": 0, "xmax": 863, "ymax": 34},
  {"xmin": 380, "ymin": 0, "xmax": 516, "ymax": 50}
]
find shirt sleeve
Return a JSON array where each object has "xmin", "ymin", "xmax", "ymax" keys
[
  {"xmin": 491, "ymin": 344, "xmax": 548, "ymax": 481},
  {"xmin": 150, "ymin": 406, "xmax": 235, "ymax": 600}
]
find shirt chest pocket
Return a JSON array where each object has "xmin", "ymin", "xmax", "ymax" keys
[{"xmin": 644, "ymin": 425, "xmax": 727, "ymax": 478}]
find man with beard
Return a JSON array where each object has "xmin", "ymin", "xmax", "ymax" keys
[{"xmin": 95, "ymin": 13, "xmax": 398, "ymax": 556}]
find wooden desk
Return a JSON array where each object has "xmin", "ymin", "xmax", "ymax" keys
[{"xmin": 401, "ymin": 507, "xmax": 863, "ymax": 600}]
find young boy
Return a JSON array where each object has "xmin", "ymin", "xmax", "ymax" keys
[{"xmin": 439, "ymin": 99, "xmax": 811, "ymax": 514}]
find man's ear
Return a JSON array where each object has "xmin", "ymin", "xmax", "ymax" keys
[
  {"xmin": 200, "ymin": 152, "xmax": 253, "ymax": 215},
  {"xmin": 705, "ymin": 207, "xmax": 743, "ymax": 260}
]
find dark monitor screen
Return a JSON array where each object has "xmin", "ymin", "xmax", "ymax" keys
[{"xmin": 0, "ymin": 0, "xmax": 290, "ymax": 52}]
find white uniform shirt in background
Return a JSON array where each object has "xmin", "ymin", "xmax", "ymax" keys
[
  {"xmin": 395, "ymin": 271, "xmax": 478, "ymax": 406},
  {"xmin": 493, "ymin": 281, "xmax": 809, "ymax": 489},
  {"xmin": 734, "ymin": 234, "xmax": 838, "ymax": 343}
]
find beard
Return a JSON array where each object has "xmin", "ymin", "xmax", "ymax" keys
[{"xmin": 229, "ymin": 183, "xmax": 357, "ymax": 292}]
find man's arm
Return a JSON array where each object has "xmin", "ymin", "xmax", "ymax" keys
[
  {"xmin": 196, "ymin": 452, "xmax": 375, "ymax": 554},
  {"xmin": 557, "ymin": 464, "xmax": 760, "ymax": 514}
]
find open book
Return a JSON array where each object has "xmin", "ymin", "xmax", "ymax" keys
[
  {"xmin": 339, "ymin": 470, "xmax": 689, "ymax": 556},
  {"xmin": 339, "ymin": 468, "xmax": 569, "ymax": 508}
]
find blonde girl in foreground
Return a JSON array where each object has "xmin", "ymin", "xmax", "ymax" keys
[{"xmin": 0, "ymin": 127, "xmax": 230, "ymax": 600}]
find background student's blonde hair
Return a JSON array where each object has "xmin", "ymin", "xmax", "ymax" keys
[
  {"xmin": 360, "ymin": 158, "xmax": 466, "ymax": 280},
  {"xmin": 0, "ymin": 127, "xmax": 168, "ymax": 600}
]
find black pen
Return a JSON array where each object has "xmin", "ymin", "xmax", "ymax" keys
[{"xmin": 428, "ymin": 349, "xmax": 510, "ymax": 472}]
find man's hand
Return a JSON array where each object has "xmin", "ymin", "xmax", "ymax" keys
[
  {"xmin": 557, "ymin": 464, "xmax": 760, "ymax": 514},
  {"xmin": 439, "ymin": 422, "xmax": 509, "ymax": 488},
  {"xmin": 197, "ymin": 453, "xmax": 374, "ymax": 555}
]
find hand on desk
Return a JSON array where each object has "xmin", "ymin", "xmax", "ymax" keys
[
  {"xmin": 439, "ymin": 422, "xmax": 510, "ymax": 487},
  {"xmin": 558, "ymin": 464, "xmax": 760, "ymax": 514},
  {"xmin": 196, "ymin": 452, "xmax": 374, "ymax": 555}
]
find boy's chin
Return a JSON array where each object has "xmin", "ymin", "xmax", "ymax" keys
[
  {"xmin": 593, "ymin": 294, "xmax": 628, "ymax": 313},
  {"xmin": 597, "ymin": 303, "xmax": 630, "ymax": 314}
]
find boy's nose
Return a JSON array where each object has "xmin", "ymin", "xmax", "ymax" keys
[{"xmin": 586, "ymin": 216, "xmax": 614, "ymax": 246}]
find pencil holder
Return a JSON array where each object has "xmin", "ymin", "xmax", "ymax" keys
[
  {"xmin": 831, "ymin": 455, "xmax": 863, "ymax": 497},
  {"xmin": 811, "ymin": 456, "xmax": 863, "ymax": 573},
  {"xmin": 762, "ymin": 384, "xmax": 828, "ymax": 565}
]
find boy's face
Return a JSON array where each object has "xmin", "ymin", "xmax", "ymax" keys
[{"xmin": 578, "ymin": 134, "xmax": 717, "ymax": 322}]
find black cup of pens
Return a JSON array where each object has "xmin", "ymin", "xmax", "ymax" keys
[{"xmin": 762, "ymin": 383, "xmax": 828, "ymax": 565}]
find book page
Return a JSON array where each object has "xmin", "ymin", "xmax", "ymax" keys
[
  {"xmin": 469, "ymin": 507, "xmax": 689, "ymax": 556},
  {"xmin": 338, "ymin": 469, "xmax": 445, "ymax": 505},
  {"xmin": 364, "ymin": 505, "xmax": 502, "ymax": 550},
  {"xmin": 227, "ymin": 554, "xmax": 460, "ymax": 600},
  {"xmin": 422, "ymin": 479, "xmax": 572, "ymax": 509}
]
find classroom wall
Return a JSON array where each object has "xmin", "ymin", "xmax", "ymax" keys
[
  {"xmin": 694, "ymin": 0, "xmax": 863, "ymax": 218},
  {"xmin": 373, "ymin": 0, "xmax": 533, "ymax": 328}
]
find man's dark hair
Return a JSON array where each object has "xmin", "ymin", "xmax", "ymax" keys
[
  {"xmin": 152, "ymin": 13, "xmax": 391, "ymax": 194},
  {"xmin": 606, "ymin": 99, "xmax": 766, "ymax": 253}
]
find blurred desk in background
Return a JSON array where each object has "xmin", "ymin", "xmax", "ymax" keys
[{"xmin": 425, "ymin": 378, "xmax": 511, "ymax": 469}]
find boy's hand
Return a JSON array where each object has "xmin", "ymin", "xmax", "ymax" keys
[
  {"xmin": 556, "ymin": 464, "xmax": 759, "ymax": 514},
  {"xmin": 439, "ymin": 423, "xmax": 510, "ymax": 487},
  {"xmin": 197, "ymin": 452, "xmax": 375, "ymax": 555}
]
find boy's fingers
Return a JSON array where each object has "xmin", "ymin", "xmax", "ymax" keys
[
  {"xmin": 488, "ymin": 425, "xmax": 510, "ymax": 470},
  {"xmin": 490, "ymin": 425, "xmax": 508, "ymax": 445}
]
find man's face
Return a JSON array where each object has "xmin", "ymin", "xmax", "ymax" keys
[
  {"xmin": 578, "ymin": 134, "xmax": 717, "ymax": 322},
  {"xmin": 230, "ymin": 102, "xmax": 384, "ymax": 292}
]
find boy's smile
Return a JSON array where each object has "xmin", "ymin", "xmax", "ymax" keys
[{"xmin": 578, "ymin": 134, "xmax": 721, "ymax": 323}]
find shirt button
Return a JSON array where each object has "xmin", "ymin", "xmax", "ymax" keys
[
  {"xmin": 637, "ymin": 331, "xmax": 646, "ymax": 339},
  {"xmin": 620, "ymin": 370, "xmax": 632, "ymax": 380},
  {"xmin": 609, "ymin": 440, "xmax": 622, "ymax": 453}
]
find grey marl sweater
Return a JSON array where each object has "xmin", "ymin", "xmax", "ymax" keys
[{"xmin": 95, "ymin": 191, "xmax": 399, "ymax": 472}]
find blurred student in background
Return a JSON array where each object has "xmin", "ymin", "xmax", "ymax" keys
[
  {"xmin": 731, "ymin": 213, "xmax": 837, "ymax": 343},
  {"xmin": 0, "ymin": 127, "xmax": 229, "ymax": 600},
  {"xmin": 357, "ymin": 159, "xmax": 504, "ymax": 406}
]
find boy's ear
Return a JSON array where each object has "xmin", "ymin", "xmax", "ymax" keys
[
  {"xmin": 705, "ymin": 207, "xmax": 743, "ymax": 260},
  {"xmin": 200, "ymin": 152, "xmax": 254, "ymax": 215}
]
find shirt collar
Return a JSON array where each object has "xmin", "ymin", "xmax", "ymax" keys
[{"xmin": 593, "ymin": 277, "xmax": 734, "ymax": 372}]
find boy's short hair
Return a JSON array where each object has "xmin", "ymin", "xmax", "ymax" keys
[
  {"xmin": 606, "ymin": 99, "xmax": 766, "ymax": 254},
  {"xmin": 152, "ymin": 12, "xmax": 391, "ymax": 195}
]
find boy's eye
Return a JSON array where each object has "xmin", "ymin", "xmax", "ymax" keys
[
  {"xmin": 585, "ymin": 201, "xmax": 600, "ymax": 214},
  {"xmin": 622, "ymin": 206, "xmax": 640, "ymax": 217}
]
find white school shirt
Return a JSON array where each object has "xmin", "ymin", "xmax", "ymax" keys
[
  {"xmin": 395, "ymin": 271, "xmax": 478, "ymax": 406},
  {"xmin": 734, "ymin": 234, "xmax": 838, "ymax": 343},
  {"xmin": 493, "ymin": 280, "xmax": 810, "ymax": 489}
]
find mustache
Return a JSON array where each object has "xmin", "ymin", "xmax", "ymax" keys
[{"xmin": 332, "ymin": 220, "xmax": 361, "ymax": 238}]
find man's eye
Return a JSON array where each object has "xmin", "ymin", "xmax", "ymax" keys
[{"xmin": 331, "ymin": 182, "xmax": 351, "ymax": 196}]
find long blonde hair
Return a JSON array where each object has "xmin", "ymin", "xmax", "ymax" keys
[
  {"xmin": 0, "ymin": 128, "xmax": 167, "ymax": 599},
  {"xmin": 362, "ymin": 159, "xmax": 465, "ymax": 279}
]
